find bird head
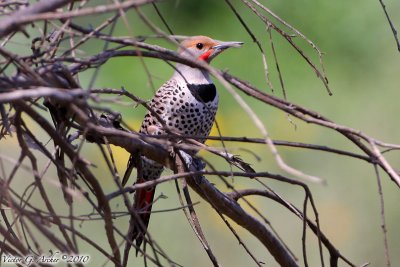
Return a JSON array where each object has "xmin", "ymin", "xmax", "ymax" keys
[{"xmin": 178, "ymin": 36, "xmax": 243, "ymax": 63}]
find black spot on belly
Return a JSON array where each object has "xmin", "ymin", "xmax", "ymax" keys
[{"xmin": 187, "ymin": 83, "xmax": 216, "ymax": 103}]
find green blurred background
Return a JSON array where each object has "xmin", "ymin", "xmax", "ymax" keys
[{"xmin": 2, "ymin": 0, "xmax": 400, "ymax": 266}]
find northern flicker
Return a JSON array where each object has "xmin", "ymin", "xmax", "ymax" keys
[{"xmin": 122, "ymin": 36, "xmax": 243, "ymax": 261}]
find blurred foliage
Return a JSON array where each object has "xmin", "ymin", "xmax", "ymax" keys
[{"xmin": 1, "ymin": 0, "xmax": 400, "ymax": 266}]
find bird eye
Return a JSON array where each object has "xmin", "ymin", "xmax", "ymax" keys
[{"xmin": 196, "ymin": 43, "xmax": 204, "ymax": 49}]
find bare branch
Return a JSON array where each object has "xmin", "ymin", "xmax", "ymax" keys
[{"xmin": 378, "ymin": 0, "xmax": 400, "ymax": 52}]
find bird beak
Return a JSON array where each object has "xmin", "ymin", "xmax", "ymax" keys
[
  {"xmin": 205, "ymin": 41, "xmax": 243, "ymax": 61},
  {"xmin": 213, "ymin": 41, "xmax": 244, "ymax": 50}
]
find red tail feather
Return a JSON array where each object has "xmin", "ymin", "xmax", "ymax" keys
[{"xmin": 131, "ymin": 179, "xmax": 155, "ymax": 249}]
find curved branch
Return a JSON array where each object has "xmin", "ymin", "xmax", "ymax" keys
[
  {"xmin": 15, "ymin": 101, "xmax": 122, "ymax": 266},
  {"xmin": 185, "ymin": 173, "xmax": 298, "ymax": 266},
  {"xmin": 226, "ymin": 189, "xmax": 356, "ymax": 267},
  {"xmin": 0, "ymin": 0, "xmax": 157, "ymax": 38},
  {"xmin": 0, "ymin": 0, "xmax": 73, "ymax": 38}
]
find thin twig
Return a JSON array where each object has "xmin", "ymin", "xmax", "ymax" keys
[
  {"xmin": 374, "ymin": 165, "xmax": 391, "ymax": 267},
  {"xmin": 378, "ymin": 0, "xmax": 400, "ymax": 52}
]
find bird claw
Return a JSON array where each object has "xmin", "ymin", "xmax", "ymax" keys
[{"xmin": 192, "ymin": 158, "xmax": 206, "ymax": 171}]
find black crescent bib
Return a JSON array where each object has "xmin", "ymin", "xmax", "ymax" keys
[{"xmin": 187, "ymin": 83, "xmax": 217, "ymax": 103}]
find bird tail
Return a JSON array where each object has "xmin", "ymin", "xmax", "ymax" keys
[
  {"xmin": 122, "ymin": 157, "xmax": 163, "ymax": 266},
  {"xmin": 130, "ymin": 176, "xmax": 156, "ymax": 249}
]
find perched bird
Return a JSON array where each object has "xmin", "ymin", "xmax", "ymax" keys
[{"xmin": 122, "ymin": 36, "xmax": 243, "ymax": 262}]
